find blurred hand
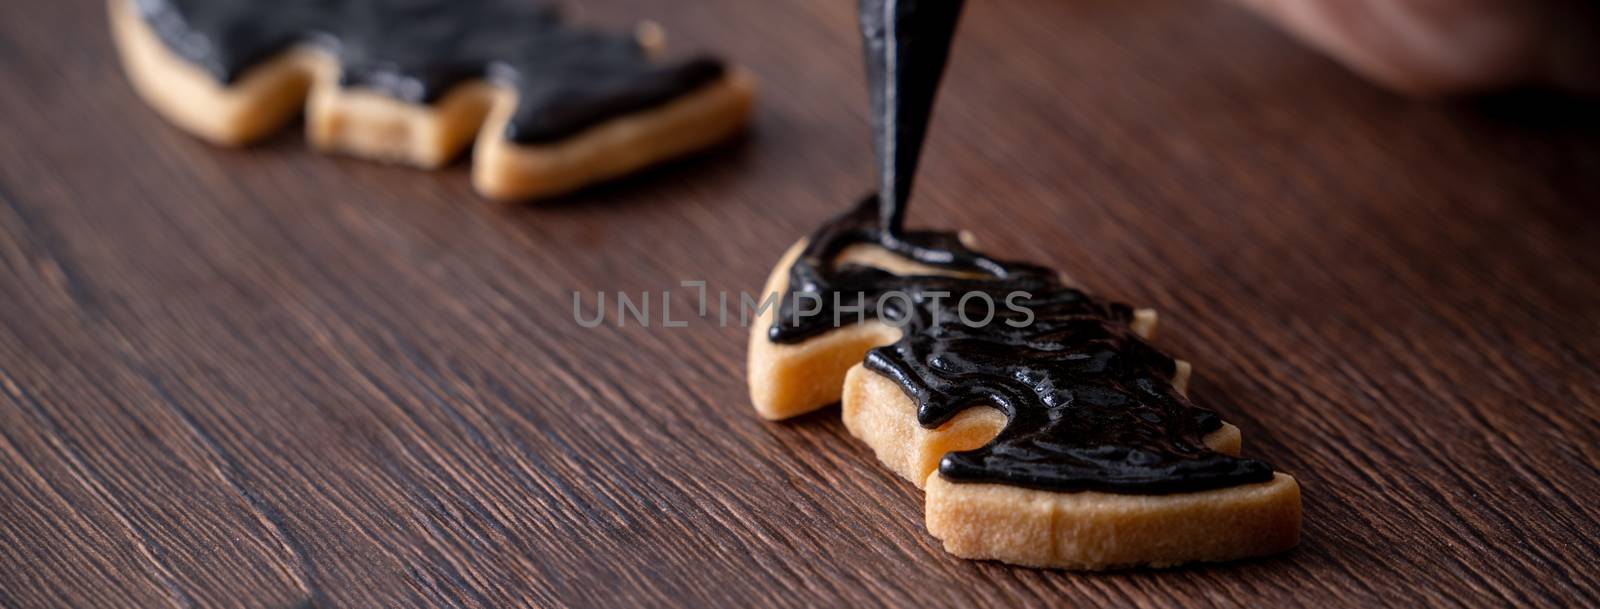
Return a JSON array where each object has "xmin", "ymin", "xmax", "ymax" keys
[{"xmin": 1233, "ymin": 0, "xmax": 1600, "ymax": 97}]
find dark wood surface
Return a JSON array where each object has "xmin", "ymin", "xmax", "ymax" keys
[{"xmin": 2, "ymin": 0, "xmax": 1598, "ymax": 607}]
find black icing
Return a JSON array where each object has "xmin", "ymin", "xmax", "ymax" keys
[
  {"xmin": 764, "ymin": 0, "xmax": 1276, "ymax": 494},
  {"xmin": 133, "ymin": 0, "xmax": 725, "ymax": 144},
  {"xmin": 771, "ymin": 199, "xmax": 1275, "ymax": 494}
]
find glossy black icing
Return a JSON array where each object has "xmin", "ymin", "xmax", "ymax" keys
[
  {"xmin": 765, "ymin": 0, "xmax": 1276, "ymax": 494},
  {"xmin": 770, "ymin": 199, "xmax": 1275, "ymax": 494},
  {"xmin": 133, "ymin": 0, "xmax": 725, "ymax": 144}
]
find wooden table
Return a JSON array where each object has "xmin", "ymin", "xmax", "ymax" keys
[{"xmin": 2, "ymin": 0, "xmax": 1597, "ymax": 607}]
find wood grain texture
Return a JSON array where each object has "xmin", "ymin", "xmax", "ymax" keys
[{"xmin": 1, "ymin": 0, "xmax": 1597, "ymax": 607}]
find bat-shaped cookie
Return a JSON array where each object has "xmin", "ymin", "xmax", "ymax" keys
[
  {"xmin": 747, "ymin": 0, "xmax": 1300, "ymax": 569},
  {"xmin": 748, "ymin": 200, "xmax": 1302, "ymax": 569},
  {"xmin": 111, "ymin": 0, "xmax": 754, "ymax": 200}
]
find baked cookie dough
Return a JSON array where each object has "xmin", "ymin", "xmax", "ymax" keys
[
  {"xmin": 747, "ymin": 200, "xmax": 1302, "ymax": 569},
  {"xmin": 111, "ymin": 0, "xmax": 755, "ymax": 200}
]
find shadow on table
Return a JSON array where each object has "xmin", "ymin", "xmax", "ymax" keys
[{"xmin": 1465, "ymin": 89, "xmax": 1600, "ymax": 135}]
